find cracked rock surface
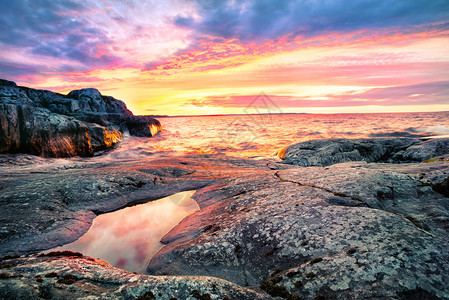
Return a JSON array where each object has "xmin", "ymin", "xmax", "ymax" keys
[
  {"xmin": 1, "ymin": 138, "xmax": 449, "ymax": 299},
  {"xmin": 148, "ymin": 159, "xmax": 449, "ymax": 299}
]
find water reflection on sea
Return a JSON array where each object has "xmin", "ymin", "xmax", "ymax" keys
[{"xmin": 102, "ymin": 111, "xmax": 449, "ymax": 160}]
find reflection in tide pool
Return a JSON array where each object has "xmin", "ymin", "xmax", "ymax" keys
[{"xmin": 50, "ymin": 191, "xmax": 199, "ymax": 273}]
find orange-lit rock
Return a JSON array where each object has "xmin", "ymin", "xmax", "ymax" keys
[{"xmin": 0, "ymin": 79, "xmax": 160, "ymax": 157}]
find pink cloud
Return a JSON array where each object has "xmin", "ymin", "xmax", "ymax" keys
[{"xmin": 184, "ymin": 81, "xmax": 449, "ymax": 109}]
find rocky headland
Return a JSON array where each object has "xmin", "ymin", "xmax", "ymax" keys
[
  {"xmin": 0, "ymin": 79, "xmax": 161, "ymax": 157},
  {"xmin": 0, "ymin": 96, "xmax": 449, "ymax": 299}
]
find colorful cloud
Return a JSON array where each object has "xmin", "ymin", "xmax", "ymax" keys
[{"xmin": 0, "ymin": 0, "xmax": 448, "ymax": 115}]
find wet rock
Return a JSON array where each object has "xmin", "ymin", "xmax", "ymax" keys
[
  {"xmin": 126, "ymin": 115, "xmax": 162, "ymax": 137},
  {"xmin": 0, "ymin": 80, "xmax": 161, "ymax": 157},
  {"xmin": 279, "ymin": 138, "xmax": 449, "ymax": 166}
]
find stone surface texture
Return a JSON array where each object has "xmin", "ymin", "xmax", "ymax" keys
[
  {"xmin": 0, "ymin": 136, "xmax": 449, "ymax": 299},
  {"xmin": 0, "ymin": 79, "xmax": 161, "ymax": 157},
  {"xmin": 279, "ymin": 137, "xmax": 449, "ymax": 166}
]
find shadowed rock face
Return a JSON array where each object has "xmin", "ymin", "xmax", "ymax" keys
[
  {"xmin": 1, "ymin": 142, "xmax": 449, "ymax": 299},
  {"xmin": 0, "ymin": 79, "xmax": 17, "ymax": 87},
  {"xmin": 279, "ymin": 138, "xmax": 449, "ymax": 166},
  {"xmin": 433, "ymin": 176, "xmax": 449, "ymax": 197},
  {"xmin": 0, "ymin": 104, "xmax": 121, "ymax": 157},
  {"xmin": 0, "ymin": 79, "xmax": 161, "ymax": 157}
]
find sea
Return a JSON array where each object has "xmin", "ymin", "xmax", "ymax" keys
[{"xmin": 105, "ymin": 111, "xmax": 449, "ymax": 161}]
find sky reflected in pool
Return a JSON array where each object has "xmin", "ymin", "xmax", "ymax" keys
[{"xmin": 50, "ymin": 191, "xmax": 198, "ymax": 273}]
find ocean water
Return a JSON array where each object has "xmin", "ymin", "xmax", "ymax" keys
[{"xmin": 105, "ymin": 111, "xmax": 449, "ymax": 160}]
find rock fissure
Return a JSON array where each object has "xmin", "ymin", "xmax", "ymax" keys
[
  {"xmin": 272, "ymin": 170, "xmax": 438, "ymax": 236},
  {"xmin": 273, "ymin": 171, "xmax": 371, "ymax": 207}
]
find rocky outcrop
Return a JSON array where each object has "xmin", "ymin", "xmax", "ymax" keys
[
  {"xmin": 0, "ymin": 104, "xmax": 122, "ymax": 157},
  {"xmin": 0, "ymin": 252, "xmax": 268, "ymax": 300},
  {"xmin": 0, "ymin": 79, "xmax": 162, "ymax": 157},
  {"xmin": 1, "ymin": 143, "xmax": 449, "ymax": 299},
  {"xmin": 279, "ymin": 137, "xmax": 449, "ymax": 166},
  {"xmin": 0, "ymin": 79, "xmax": 17, "ymax": 87}
]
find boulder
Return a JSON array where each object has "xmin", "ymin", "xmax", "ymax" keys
[
  {"xmin": 0, "ymin": 79, "xmax": 17, "ymax": 87},
  {"xmin": 400, "ymin": 138, "xmax": 449, "ymax": 162},
  {"xmin": 67, "ymin": 88, "xmax": 103, "ymax": 102},
  {"xmin": 126, "ymin": 115, "xmax": 162, "ymax": 137},
  {"xmin": 0, "ymin": 79, "xmax": 161, "ymax": 157},
  {"xmin": 0, "ymin": 104, "xmax": 122, "ymax": 157},
  {"xmin": 279, "ymin": 138, "xmax": 449, "ymax": 166}
]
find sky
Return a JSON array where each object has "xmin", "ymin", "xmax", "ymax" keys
[{"xmin": 0, "ymin": 0, "xmax": 448, "ymax": 116}]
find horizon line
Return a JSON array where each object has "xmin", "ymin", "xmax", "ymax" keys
[{"xmin": 151, "ymin": 110, "xmax": 449, "ymax": 118}]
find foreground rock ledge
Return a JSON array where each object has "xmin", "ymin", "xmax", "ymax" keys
[
  {"xmin": 0, "ymin": 138, "xmax": 449, "ymax": 299},
  {"xmin": 0, "ymin": 252, "xmax": 268, "ymax": 299}
]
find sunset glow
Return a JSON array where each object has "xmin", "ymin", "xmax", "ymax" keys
[{"xmin": 1, "ymin": 1, "xmax": 448, "ymax": 115}]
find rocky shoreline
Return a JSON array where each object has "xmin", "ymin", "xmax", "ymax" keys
[
  {"xmin": 0, "ymin": 79, "xmax": 161, "ymax": 157},
  {"xmin": 0, "ymin": 82, "xmax": 448, "ymax": 299},
  {"xmin": 0, "ymin": 134, "xmax": 448, "ymax": 299}
]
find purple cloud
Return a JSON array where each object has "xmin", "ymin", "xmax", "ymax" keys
[
  {"xmin": 0, "ymin": 0, "xmax": 121, "ymax": 71},
  {"xmin": 176, "ymin": 0, "xmax": 449, "ymax": 42},
  {"xmin": 185, "ymin": 81, "xmax": 449, "ymax": 108}
]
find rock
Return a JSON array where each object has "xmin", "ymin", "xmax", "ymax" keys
[
  {"xmin": 88, "ymin": 122, "xmax": 123, "ymax": 152},
  {"xmin": 279, "ymin": 138, "xmax": 448, "ymax": 166},
  {"xmin": 1, "ymin": 139, "xmax": 449, "ymax": 298},
  {"xmin": 0, "ymin": 154, "xmax": 230, "ymax": 255},
  {"xmin": 147, "ymin": 160, "xmax": 449, "ymax": 300},
  {"xmin": 0, "ymin": 79, "xmax": 162, "ymax": 157},
  {"xmin": 400, "ymin": 138, "xmax": 449, "ymax": 162},
  {"xmin": 67, "ymin": 88, "xmax": 103, "ymax": 102},
  {"xmin": 0, "ymin": 79, "xmax": 17, "ymax": 87},
  {"xmin": 0, "ymin": 253, "xmax": 269, "ymax": 299},
  {"xmin": 433, "ymin": 175, "xmax": 449, "ymax": 198},
  {"xmin": 127, "ymin": 115, "xmax": 163, "ymax": 137},
  {"xmin": 66, "ymin": 88, "xmax": 162, "ymax": 137},
  {"xmin": 0, "ymin": 104, "xmax": 122, "ymax": 157}
]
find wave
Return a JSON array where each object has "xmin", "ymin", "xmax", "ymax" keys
[
  {"xmin": 368, "ymin": 131, "xmax": 428, "ymax": 138},
  {"xmin": 412, "ymin": 126, "xmax": 449, "ymax": 135}
]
